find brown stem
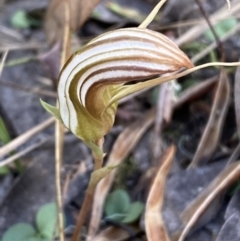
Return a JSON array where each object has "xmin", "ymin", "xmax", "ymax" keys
[{"xmin": 70, "ymin": 189, "xmax": 94, "ymax": 241}]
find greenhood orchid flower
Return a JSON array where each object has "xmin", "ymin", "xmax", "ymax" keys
[
  {"xmin": 41, "ymin": 0, "xmax": 240, "ymax": 153},
  {"xmin": 41, "ymin": 27, "xmax": 193, "ymax": 144}
]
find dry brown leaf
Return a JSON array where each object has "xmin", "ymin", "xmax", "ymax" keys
[
  {"xmin": 178, "ymin": 161, "xmax": 240, "ymax": 241},
  {"xmin": 188, "ymin": 69, "xmax": 230, "ymax": 168},
  {"xmin": 215, "ymin": 214, "xmax": 240, "ymax": 241},
  {"xmin": 152, "ymin": 82, "xmax": 175, "ymax": 160},
  {"xmin": 91, "ymin": 227, "xmax": 130, "ymax": 241},
  {"xmin": 87, "ymin": 109, "xmax": 155, "ymax": 240},
  {"xmin": 45, "ymin": 0, "xmax": 102, "ymax": 44},
  {"xmin": 234, "ymin": 59, "xmax": 240, "ymax": 137},
  {"xmin": 145, "ymin": 146, "xmax": 175, "ymax": 241}
]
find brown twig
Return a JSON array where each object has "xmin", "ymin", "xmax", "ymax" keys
[
  {"xmin": 195, "ymin": 0, "xmax": 225, "ymax": 61},
  {"xmin": 55, "ymin": 1, "xmax": 71, "ymax": 241},
  {"xmin": 71, "ymin": 187, "xmax": 95, "ymax": 241},
  {"xmin": 0, "ymin": 79, "xmax": 57, "ymax": 98}
]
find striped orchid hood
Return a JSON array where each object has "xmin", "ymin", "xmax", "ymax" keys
[{"xmin": 57, "ymin": 27, "xmax": 193, "ymax": 142}]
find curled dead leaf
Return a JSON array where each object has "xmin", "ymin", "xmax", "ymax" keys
[
  {"xmin": 179, "ymin": 161, "xmax": 240, "ymax": 241},
  {"xmin": 145, "ymin": 146, "xmax": 175, "ymax": 241},
  {"xmin": 188, "ymin": 68, "xmax": 230, "ymax": 168}
]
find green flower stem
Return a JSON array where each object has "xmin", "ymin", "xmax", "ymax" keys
[
  {"xmin": 71, "ymin": 139, "xmax": 104, "ymax": 241},
  {"xmin": 93, "ymin": 138, "xmax": 104, "ymax": 170}
]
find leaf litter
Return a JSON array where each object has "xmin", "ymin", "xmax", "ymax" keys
[{"xmin": 1, "ymin": 0, "xmax": 240, "ymax": 241}]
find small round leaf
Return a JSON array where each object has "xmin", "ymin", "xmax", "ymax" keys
[
  {"xmin": 121, "ymin": 202, "xmax": 144, "ymax": 224},
  {"xmin": 26, "ymin": 237, "xmax": 49, "ymax": 241},
  {"xmin": 105, "ymin": 213, "xmax": 127, "ymax": 222},
  {"xmin": 36, "ymin": 202, "xmax": 58, "ymax": 239},
  {"xmin": 11, "ymin": 10, "xmax": 31, "ymax": 29},
  {"xmin": 104, "ymin": 189, "xmax": 130, "ymax": 216},
  {"xmin": 2, "ymin": 223, "xmax": 36, "ymax": 241}
]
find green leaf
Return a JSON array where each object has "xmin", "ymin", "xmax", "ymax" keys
[
  {"xmin": 0, "ymin": 117, "xmax": 11, "ymax": 175},
  {"xmin": 0, "ymin": 116, "xmax": 21, "ymax": 175},
  {"xmin": 104, "ymin": 189, "xmax": 131, "ymax": 217},
  {"xmin": 204, "ymin": 18, "xmax": 238, "ymax": 41},
  {"xmin": 2, "ymin": 223, "xmax": 36, "ymax": 241},
  {"xmin": 121, "ymin": 202, "xmax": 144, "ymax": 224},
  {"xmin": 11, "ymin": 10, "xmax": 32, "ymax": 29},
  {"xmin": 25, "ymin": 237, "xmax": 49, "ymax": 241},
  {"xmin": 0, "ymin": 117, "xmax": 11, "ymax": 145},
  {"xmin": 105, "ymin": 213, "xmax": 127, "ymax": 222},
  {"xmin": 0, "ymin": 166, "xmax": 10, "ymax": 175},
  {"xmin": 40, "ymin": 99, "xmax": 62, "ymax": 122},
  {"xmin": 36, "ymin": 202, "xmax": 59, "ymax": 239}
]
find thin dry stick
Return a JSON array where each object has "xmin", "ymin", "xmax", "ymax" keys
[
  {"xmin": 0, "ymin": 117, "xmax": 55, "ymax": 158},
  {"xmin": 0, "ymin": 51, "xmax": 8, "ymax": 76},
  {"xmin": 0, "ymin": 79, "xmax": 57, "ymax": 97},
  {"xmin": 55, "ymin": 2, "xmax": 71, "ymax": 241},
  {"xmin": 55, "ymin": 119, "xmax": 65, "ymax": 241},
  {"xmin": 195, "ymin": 0, "xmax": 225, "ymax": 61},
  {"xmin": 153, "ymin": 15, "xmax": 240, "ymax": 31},
  {"xmin": 0, "ymin": 137, "xmax": 50, "ymax": 167}
]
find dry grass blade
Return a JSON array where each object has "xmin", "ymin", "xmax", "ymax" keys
[
  {"xmin": 139, "ymin": 0, "xmax": 168, "ymax": 28},
  {"xmin": 188, "ymin": 69, "xmax": 230, "ymax": 168},
  {"xmin": 0, "ymin": 117, "xmax": 55, "ymax": 158},
  {"xmin": 0, "ymin": 137, "xmax": 50, "ymax": 167},
  {"xmin": 0, "ymin": 25, "xmax": 23, "ymax": 41},
  {"xmin": 0, "ymin": 43, "xmax": 42, "ymax": 52},
  {"xmin": 178, "ymin": 161, "xmax": 240, "ymax": 241},
  {"xmin": 215, "ymin": 214, "xmax": 240, "ymax": 241},
  {"xmin": 145, "ymin": 146, "xmax": 175, "ymax": 241},
  {"xmin": 234, "ymin": 59, "xmax": 240, "ymax": 137},
  {"xmin": 0, "ymin": 80, "xmax": 57, "ymax": 98},
  {"xmin": 87, "ymin": 109, "xmax": 155, "ymax": 240},
  {"xmin": 45, "ymin": 0, "xmax": 102, "ymax": 44},
  {"xmin": 0, "ymin": 51, "xmax": 8, "ymax": 76}
]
